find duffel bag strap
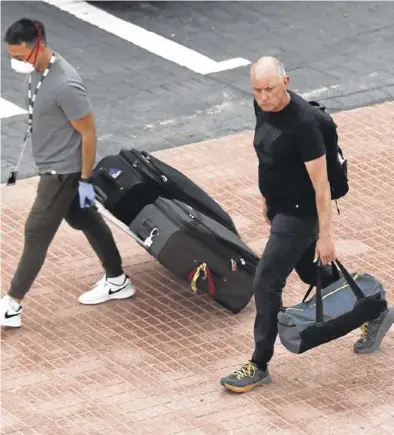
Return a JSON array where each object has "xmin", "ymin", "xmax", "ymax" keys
[
  {"xmin": 302, "ymin": 283, "xmax": 314, "ymax": 304},
  {"xmin": 335, "ymin": 259, "xmax": 366, "ymax": 300},
  {"xmin": 315, "ymin": 261, "xmax": 324, "ymax": 326}
]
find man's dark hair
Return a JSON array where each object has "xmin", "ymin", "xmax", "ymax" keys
[{"xmin": 4, "ymin": 18, "xmax": 47, "ymax": 46}]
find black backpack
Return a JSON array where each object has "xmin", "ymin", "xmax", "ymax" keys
[{"xmin": 308, "ymin": 101, "xmax": 349, "ymax": 204}]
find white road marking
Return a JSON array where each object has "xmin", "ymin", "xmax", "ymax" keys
[
  {"xmin": 42, "ymin": 0, "xmax": 251, "ymax": 75},
  {"xmin": 298, "ymin": 72, "xmax": 380, "ymax": 101},
  {"xmin": 0, "ymin": 97, "xmax": 27, "ymax": 119},
  {"xmin": 299, "ymin": 86, "xmax": 341, "ymax": 100},
  {"xmin": 142, "ymin": 94, "xmax": 236, "ymax": 130}
]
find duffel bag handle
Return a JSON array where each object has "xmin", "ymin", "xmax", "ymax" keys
[
  {"xmin": 302, "ymin": 262, "xmax": 340, "ymax": 303},
  {"xmin": 334, "ymin": 259, "xmax": 366, "ymax": 300}
]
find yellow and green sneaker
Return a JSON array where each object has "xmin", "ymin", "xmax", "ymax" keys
[
  {"xmin": 354, "ymin": 308, "xmax": 394, "ymax": 354},
  {"xmin": 220, "ymin": 362, "xmax": 272, "ymax": 393}
]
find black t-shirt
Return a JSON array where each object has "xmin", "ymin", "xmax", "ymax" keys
[{"xmin": 253, "ymin": 90, "xmax": 326, "ymax": 217}]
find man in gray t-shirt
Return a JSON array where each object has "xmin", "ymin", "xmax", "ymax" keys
[
  {"xmin": 27, "ymin": 52, "xmax": 88, "ymax": 175},
  {"xmin": 1, "ymin": 18, "xmax": 136, "ymax": 328}
]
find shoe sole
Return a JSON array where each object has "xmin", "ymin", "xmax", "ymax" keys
[
  {"xmin": 78, "ymin": 286, "xmax": 136, "ymax": 305},
  {"xmin": 222, "ymin": 373, "xmax": 272, "ymax": 393},
  {"xmin": 1, "ymin": 318, "xmax": 22, "ymax": 328},
  {"xmin": 354, "ymin": 308, "xmax": 394, "ymax": 354}
]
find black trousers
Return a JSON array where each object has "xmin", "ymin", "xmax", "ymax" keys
[
  {"xmin": 9, "ymin": 173, "xmax": 124, "ymax": 300},
  {"xmin": 251, "ymin": 212, "xmax": 333, "ymax": 369}
]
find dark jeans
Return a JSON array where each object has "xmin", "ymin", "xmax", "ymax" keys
[
  {"xmin": 9, "ymin": 173, "xmax": 123, "ymax": 300},
  {"xmin": 251, "ymin": 213, "xmax": 333, "ymax": 369}
]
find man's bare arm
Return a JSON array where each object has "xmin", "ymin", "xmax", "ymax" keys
[
  {"xmin": 70, "ymin": 112, "xmax": 97, "ymax": 180},
  {"xmin": 305, "ymin": 154, "xmax": 335, "ymax": 264}
]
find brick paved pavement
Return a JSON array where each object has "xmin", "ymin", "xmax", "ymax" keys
[
  {"xmin": 1, "ymin": 102, "xmax": 393, "ymax": 434},
  {"xmin": 2, "ymin": 1, "xmax": 394, "ymax": 182}
]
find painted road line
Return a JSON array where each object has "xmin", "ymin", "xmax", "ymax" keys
[
  {"xmin": 297, "ymin": 72, "xmax": 391, "ymax": 101},
  {"xmin": 42, "ymin": 0, "xmax": 251, "ymax": 75},
  {"xmin": 0, "ymin": 97, "xmax": 27, "ymax": 119}
]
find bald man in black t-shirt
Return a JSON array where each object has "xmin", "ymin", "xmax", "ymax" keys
[{"xmin": 220, "ymin": 56, "xmax": 394, "ymax": 394}]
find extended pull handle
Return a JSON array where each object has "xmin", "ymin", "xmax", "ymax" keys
[{"xmin": 93, "ymin": 202, "xmax": 147, "ymax": 249}]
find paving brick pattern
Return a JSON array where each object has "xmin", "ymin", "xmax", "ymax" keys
[
  {"xmin": 2, "ymin": 1, "xmax": 394, "ymax": 181},
  {"xmin": 1, "ymin": 102, "xmax": 393, "ymax": 434}
]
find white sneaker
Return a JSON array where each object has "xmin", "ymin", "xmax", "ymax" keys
[
  {"xmin": 0, "ymin": 295, "xmax": 22, "ymax": 328},
  {"xmin": 78, "ymin": 274, "xmax": 136, "ymax": 305}
]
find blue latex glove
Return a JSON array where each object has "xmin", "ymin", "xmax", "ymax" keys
[{"xmin": 78, "ymin": 181, "xmax": 96, "ymax": 208}]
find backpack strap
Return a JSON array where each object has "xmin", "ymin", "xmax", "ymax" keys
[{"xmin": 308, "ymin": 100, "xmax": 326, "ymax": 111}]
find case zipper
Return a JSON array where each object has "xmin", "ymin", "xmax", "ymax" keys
[
  {"xmin": 175, "ymin": 201, "xmax": 257, "ymax": 271},
  {"xmin": 120, "ymin": 150, "xmax": 166, "ymax": 185},
  {"xmin": 154, "ymin": 199, "xmax": 254, "ymax": 273}
]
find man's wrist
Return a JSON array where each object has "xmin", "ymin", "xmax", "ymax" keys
[{"xmin": 80, "ymin": 176, "xmax": 92, "ymax": 183}]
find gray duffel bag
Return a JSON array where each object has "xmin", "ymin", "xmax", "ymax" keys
[{"xmin": 277, "ymin": 260, "xmax": 387, "ymax": 354}]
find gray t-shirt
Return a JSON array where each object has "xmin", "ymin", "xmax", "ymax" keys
[{"xmin": 25, "ymin": 53, "xmax": 92, "ymax": 174}]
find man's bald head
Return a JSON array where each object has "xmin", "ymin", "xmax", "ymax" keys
[
  {"xmin": 250, "ymin": 56, "xmax": 290, "ymax": 112},
  {"xmin": 251, "ymin": 56, "xmax": 286, "ymax": 81}
]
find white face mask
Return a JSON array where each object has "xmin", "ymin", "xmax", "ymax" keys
[{"xmin": 11, "ymin": 58, "xmax": 35, "ymax": 74}]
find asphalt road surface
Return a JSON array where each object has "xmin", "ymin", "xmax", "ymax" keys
[{"xmin": 1, "ymin": 1, "xmax": 394, "ymax": 181}]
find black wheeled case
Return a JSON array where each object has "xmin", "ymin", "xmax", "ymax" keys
[
  {"xmin": 129, "ymin": 197, "xmax": 258, "ymax": 313},
  {"xmin": 91, "ymin": 148, "xmax": 238, "ymax": 234}
]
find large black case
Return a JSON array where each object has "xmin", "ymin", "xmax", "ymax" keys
[
  {"xmin": 129, "ymin": 197, "xmax": 258, "ymax": 313},
  {"xmin": 92, "ymin": 149, "xmax": 238, "ymax": 234},
  {"xmin": 91, "ymin": 153, "xmax": 157, "ymax": 224}
]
